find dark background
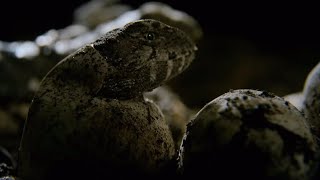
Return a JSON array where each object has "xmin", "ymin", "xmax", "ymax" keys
[{"xmin": 1, "ymin": 0, "xmax": 320, "ymax": 108}]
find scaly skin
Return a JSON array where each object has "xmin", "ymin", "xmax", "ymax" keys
[
  {"xmin": 18, "ymin": 19, "xmax": 196, "ymax": 180},
  {"xmin": 0, "ymin": 2, "xmax": 202, "ymax": 104}
]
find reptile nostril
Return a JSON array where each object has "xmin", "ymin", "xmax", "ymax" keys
[{"xmin": 169, "ymin": 52, "xmax": 177, "ymax": 60}]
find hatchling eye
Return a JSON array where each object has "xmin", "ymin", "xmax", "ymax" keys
[{"xmin": 145, "ymin": 32, "xmax": 155, "ymax": 41}]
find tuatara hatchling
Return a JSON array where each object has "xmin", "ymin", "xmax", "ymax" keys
[{"xmin": 18, "ymin": 19, "xmax": 196, "ymax": 180}]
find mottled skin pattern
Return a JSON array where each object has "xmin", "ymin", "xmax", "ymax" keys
[
  {"xmin": 302, "ymin": 62, "xmax": 320, "ymax": 139},
  {"xmin": 93, "ymin": 20, "xmax": 195, "ymax": 98},
  {"xmin": 0, "ymin": 1, "xmax": 202, "ymax": 103},
  {"xmin": 179, "ymin": 89, "xmax": 318, "ymax": 180},
  {"xmin": 18, "ymin": 19, "xmax": 196, "ymax": 180}
]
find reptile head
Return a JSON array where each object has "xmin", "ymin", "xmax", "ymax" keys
[{"xmin": 93, "ymin": 19, "xmax": 197, "ymax": 98}]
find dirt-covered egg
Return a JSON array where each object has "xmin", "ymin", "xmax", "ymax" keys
[
  {"xmin": 302, "ymin": 62, "xmax": 320, "ymax": 138},
  {"xmin": 178, "ymin": 89, "xmax": 318, "ymax": 180},
  {"xmin": 144, "ymin": 86, "xmax": 192, "ymax": 151},
  {"xmin": 19, "ymin": 99, "xmax": 175, "ymax": 179}
]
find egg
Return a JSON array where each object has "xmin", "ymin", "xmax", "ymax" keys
[
  {"xmin": 178, "ymin": 89, "xmax": 318, "ymax": 180},
  {"xmin": 283, "ymin": 92, "xmax": 303, "ymax": 112},
  {"xmin": 144, "ymin": 86, "xmax": 192, "ymax": 151},
  {"xmin": 19, "ymin": 99, "xmax": 176, "ymax": 179},
  {"xmin": 302, "ymin": 62, "xmax": 320, "ymax": 138}
]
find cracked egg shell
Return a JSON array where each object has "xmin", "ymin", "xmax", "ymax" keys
[
  {"xmin": 19, "ymin": 99, "xmax": 175, "ymax": 180},
  {"xmin": 178, "ymin": 89, "xmax": 318, "ymax": 180}
]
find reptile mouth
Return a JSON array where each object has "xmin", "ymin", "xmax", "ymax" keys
[
  {"xmin": 128, "ymin": 48, "xmax": 195, "ymax": 73},
  {"xmin": 168, "ymin": 48, "xmax": 194, "ymax": 60}
]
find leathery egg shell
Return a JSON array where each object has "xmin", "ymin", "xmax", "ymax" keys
[{"xmin": 178, "ymin": 89, "xmax": 318, "ymax": 180}]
